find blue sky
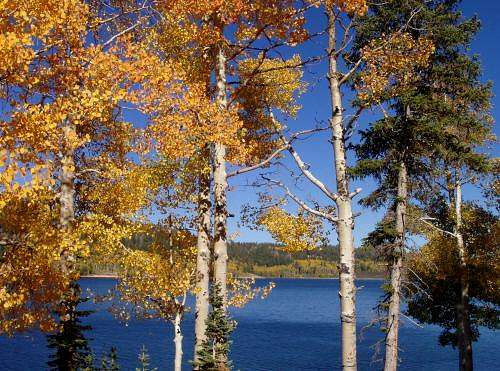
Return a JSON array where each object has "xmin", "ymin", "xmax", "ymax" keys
[{"xmin": 228, "ymin": 0, "xmax": 500, "ymax": 246}]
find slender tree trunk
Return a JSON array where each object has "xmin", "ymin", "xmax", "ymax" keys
[
  {"xmin": 194, "ymin": 170, "xmax": 211, "ymax": 364},
  {"xmin": 173, "ymin": 311, "xmax": 183, "ymax": 371},
  {"xmin": 57, "ymin": 121, "xmax": 79, "ymax": 369},
  {"xmin": 60, "ymin": 121, "xmax": 76, "ymax": 273},
  {"xmin": 384, "ymin": 162, "xmax": 407, "ymax": 371},
  {"xmin": 326, "ymin": 9, "xmax": 357, "ymax": 371},
  {"xmin": 454, "ymin": 176, "xmax": 473, "ymax": 371},
  {"xmin": 213, "ymin": 38, "xmax": 228, "ymax": 307}
]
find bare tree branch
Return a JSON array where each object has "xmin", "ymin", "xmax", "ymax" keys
[
  {"xmin": 261, "ymin": 175, "xmax": 338, "ymax": 223},
  {"xmin": 419, "ymin": 217, "xmax": 457, "ymax": 238}
]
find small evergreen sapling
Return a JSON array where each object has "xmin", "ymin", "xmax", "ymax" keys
[
  {"xmin": 136, "ymin": 346, "xmax": 157, "ymax": 371},
  {"xmin": 194, "ymin": 284, "xmax": 235, "ymax": 370},
  {"xmin": 46, "ymin": 284, "xmax": 92, "ymax": 371}
]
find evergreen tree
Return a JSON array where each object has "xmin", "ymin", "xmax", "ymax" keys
[
  {"xmin": 136, "ymin": 346, "xmax": 157, "ymax": 371},
  {"xmin": 194, "ymin": 284, "xmax": 235, "ymax": 371},
  {"xmin": 352, "ymin": 1, "xmax": 493, "ymax": 370},
  {"xmin": 47, "ymin": 283, "xmax": 92, "ymax": 371},
  {"xmin": 101, "ymin": 347, "xmax": 120, "ymax": 371}
]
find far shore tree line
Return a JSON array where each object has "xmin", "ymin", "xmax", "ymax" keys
[
  {"xmin": 0, "ymin": 1, "xmax": 498, "ymax": 371},
  {"xmin": 80, "ymin": 241, "xmax": 386, "ymax": 278}
]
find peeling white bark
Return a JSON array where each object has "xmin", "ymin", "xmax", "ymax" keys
[
  {"xmin": 194, "ymin": 171, "xmax": 211, "ymax": 364},
  {"xmin": 173, "ymin": 311, "xmax": 183, "ymax": 371},
  {"xmin": 327, "ymin": 8, "xmax": 357, "ymax": 371},
  {"xmin": 213, "ymin": 41, "xmax": 229, "ymax": 307}
]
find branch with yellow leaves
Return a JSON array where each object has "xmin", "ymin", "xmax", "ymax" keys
[
  {"xmin": 261, "ymin": 175, "xmax": 338, "ymax": 223},
  {"xmin": 338, "ymin": 2, "xmax": 426, "ymax": 87},
  {"xmin": 227, "ymin": 125, "xmax": 329, "ymax": 178}
]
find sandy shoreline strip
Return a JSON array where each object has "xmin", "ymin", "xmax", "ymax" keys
[{"xmin": 81, "ymin": 274, "xmax": 118, "ymax": 278}]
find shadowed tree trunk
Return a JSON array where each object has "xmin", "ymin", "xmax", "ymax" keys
[
  {"xmin": 384, "ymin": 162, "xmax": 407, "ymax": 371},
  {"xmin": 59, "ymin": 121, "xmax": 76, "ymax": 273},
  {"xmin": 454, "ymin": 174, "xmax": 473, "ymax": 371},
  {"xmin": 52, "ymin": 120, "xmax": 82, "ymax": 370}
]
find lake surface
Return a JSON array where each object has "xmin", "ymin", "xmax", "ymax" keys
[{"xmin": 0, "ymin": 278, "xmax": 498, "ymax": 370}]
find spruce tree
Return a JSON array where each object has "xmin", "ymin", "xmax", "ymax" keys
[
  {"xmin": 136, "ymin": 346, "xmax": 156, "ymax": 371},
  {"xmin": 47, "ymin": 283, "xmax": 92, "ymax": 371},
  {"xmin": 352, "ymin": 1, "xmax": 493, "ymax": 370},
  {"xmin": 193, "ymin": 284, "xmax": 235, "ymax": 371},
  {"xmin": 101, "ymin": 347, "xmax": 120, "ymax": 371}
]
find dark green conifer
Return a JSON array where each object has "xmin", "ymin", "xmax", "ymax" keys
[
  {"xmin": 47, "ymin": 283, "xmax": 92, "ymax": 371},
  {"xmin": 193, "ymin": 284, "xmax": 235, "ymax": 371},
  {"xmin": 352, "ymin": 1, "xmax": 493, "ymax": 370}
]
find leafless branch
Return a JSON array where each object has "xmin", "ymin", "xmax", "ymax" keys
[
  {"xmin": 419, "ymin": 217, "xmax": 456, "ymax": 238},
  {"xmin": 261, "ymin": 175, "xmax": 337, "ymax": 223}
]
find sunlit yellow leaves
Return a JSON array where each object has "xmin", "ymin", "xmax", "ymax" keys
[
  {"xmin": 358, "ymin": 33, "xmax": 434, "ymax": 104},
  {"xmin": 259, "ymin": 207, "xmax": 325, "ymax": 252},
  {"xmin": 310, "ymin": 0, "xmax": 368, "ymax": 15},
  {"xmin": 238, "ymin": 55, "xmax": 305, "ymax": 117},
  {"xmin": 227, "ymin": 274, "xmax": 275, "ymax": 308},
  {"xmin": 114, "ymin": 227, "xmax": 197, "ymax": 320},
  {"xmin": 231, "ymin": 55, "xmax": 305, "ymax": 166},
  {"xmin": 0, "ymin": 191, "xmax": 71, "ymax": 334},
  {"xmin": 0, "ymin": 0, "xmax": 89, "ymax": 92},
  {"xmin": 333, "ymin": 0, "xmax": 368, "ymax": 15},
  {"xmin": 0, "ymin": 0, "xmax": 160, "ymax": 334}
]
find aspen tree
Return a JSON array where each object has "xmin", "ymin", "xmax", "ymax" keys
[
  {"xmin": 146, "ymin": 2, "xmax": 307, "ymax": 361},
  {"xmin": 0, "ymin": 0, "xmax": 161, "ymax": 334}
]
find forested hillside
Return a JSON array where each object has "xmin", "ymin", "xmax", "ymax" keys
[
  {"xmin": 80, "ymin": 240, "xmax": 384, "ymax": 278},
  {"xmin": 1, "ymin": 1, "xmax": 497, "ymax": 370},
  {"xmin": 228, "ymin": 242, "xmax": 384, "ymax": 278}
]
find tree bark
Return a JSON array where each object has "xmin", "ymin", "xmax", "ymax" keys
[
  {"xmin": 326, "ymin": 8, "xmax": 357, "ymax": 371},
  {"xmin": 57, "ymin": 121, "xmax": 80, "ymax": 369},
  {"xmin": 59, "ymin": 121, "xmax": 76, "ymax": 273},
  {"xmin": 213, "ymin": 38, "xmax": 229, "ymax": 307},
  {"xmin": 173, "ymin": 310, "xmax": 183, "ymax": 371},
  {"xmin": 194, "ymin": 170, "xmax": 211, "ymax": 364},
  {"xmin": 454, "ymin": 176, "xmax": 473, "ymax": 371},
  {"xmin": 384, "ymin": 162, "xmax": 407, "ymax": 371}
]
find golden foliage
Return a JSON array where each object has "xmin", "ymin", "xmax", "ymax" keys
[
  {"xmin": 410, "ymin": 207, "xmax": 499, "ymax": 301},
  {"xmin": 0, "ymin": 191, "xmax": 69, "ymax": 334},
  {"xmin": 358, "ymin": 33, "xmax": 435, "ymax": 103},
  {"xmin": 114, "ymin": 227, "xmax": 197, "ymax": 320},
  {"xmin": 259, "ymin": 207, "xmax": 325, "ymax": 252},
  {"xmin": 227, "ymin": 274, "xmax": 275, "ymax": 308},
  {"xmin": 232, "ymin": 55, "xmax": 305, "ymax": 165},
  {"xmin": 0, "ymin": 1, "xmax": 160, "ymax": 333},
  {"xmin": 310, "ymin": 0, "xmax": 368, "ymax": 16}
]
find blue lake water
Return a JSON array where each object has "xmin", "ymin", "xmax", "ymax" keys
[{"xmin": 0, "ymin": 278, "xmax": 498, "ymax": 370}]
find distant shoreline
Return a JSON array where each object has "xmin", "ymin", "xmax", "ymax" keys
[
  {"xmin": 81, "ymin": 274, "xmax": 118, "ymax": 278},
  {"xmin": 81, "ymin": 274, "xmax": 384, "ymax": 280}
]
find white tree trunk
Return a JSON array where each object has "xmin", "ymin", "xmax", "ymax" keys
[
  {"xmin": 173, "ymin": 311, "xmax": 183, "ymax": 371},
  {"xmin": 213, "ymin": 41, "xmax": 228, "ymax": 307},
  {"xmin": 194, "ymin": 171, "xmax": 211, "ymax": 364},
  {"xmin": 454, "ymin": 176, "xmax": 473, "ymax": 371},
  {"xmin": 326, "ymin": 9, "xmax": 357, "ymax": 371},
  {"xmin": 384, "ymin": 162, "xmax": 407, "ymax": 371},
  {"xmin": 59, "ymin": 121, "xmax": 76, "ymax": 274}
]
